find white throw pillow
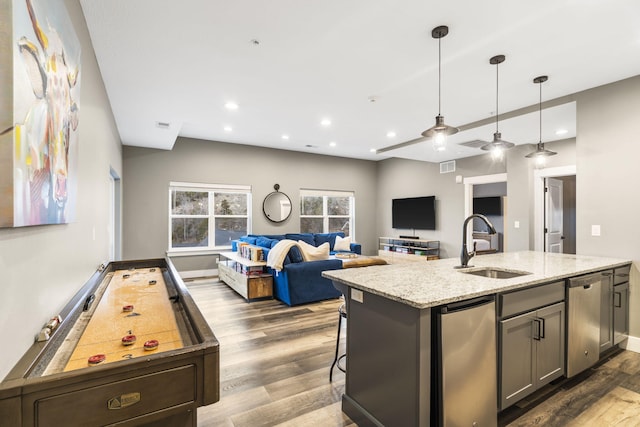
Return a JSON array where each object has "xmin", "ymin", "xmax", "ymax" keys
[
  {"xmin": 334, "ymin": 235, "xmax": 352, "ymax": 252},
  {"xmin": 297, "ymin": 240, "xmax": 330, "ymax": 261}
]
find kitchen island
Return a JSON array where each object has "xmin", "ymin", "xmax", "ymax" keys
[{"xmin": 323, "ymin": 251, "xmax": 631, "ymax": 427}]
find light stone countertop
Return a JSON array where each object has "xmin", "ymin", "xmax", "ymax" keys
[{"xmin": 322, "ymin": 251, "xmax": 631, "ymax": 309}]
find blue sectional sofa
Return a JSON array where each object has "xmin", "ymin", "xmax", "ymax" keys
[{"xmin": 232, "ymin": 232, "xmax": 361, "ymax": 306}]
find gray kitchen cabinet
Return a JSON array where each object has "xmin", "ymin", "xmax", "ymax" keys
[
  {"xmin": 601, "ymin": 266, "xmax": 630, "ymax": 351},
  {"xmin": 499, "ymin": 289, "xmax": 565, "ymax": 411},
  {"xmin": 613, "ymin": 266, "xmax": 630, "ymax": 345},
  {"xmin": 599, "ymin": 271, "xmax": 614, "ymax": 353}
]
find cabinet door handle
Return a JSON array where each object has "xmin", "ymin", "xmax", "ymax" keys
[
  {"xmin": 539, "ymin": 317, "xmax": 545, "ymax": 339},
  {"xmin": 533, "ymin": 319, "xmax": 542, "ymax": 341},
  {"xmin": 614, "ymin": 292, "xmax": 622, "ymax": 308}
]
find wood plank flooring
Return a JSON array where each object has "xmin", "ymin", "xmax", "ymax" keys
[{"xmin": 187, "ymin": 278, "xmax": 640, "ymax": 426}]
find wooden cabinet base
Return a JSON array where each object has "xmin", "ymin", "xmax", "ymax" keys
[{"xmin": 218, "ymin": 261, "xmax": 273, "ymax": 302}]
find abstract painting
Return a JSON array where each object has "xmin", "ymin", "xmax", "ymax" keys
[{"xmin": 0, "ymin": 0, "xmax": 81, "ymax": 227}]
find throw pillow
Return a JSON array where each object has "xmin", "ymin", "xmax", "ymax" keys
[
  {"xmin": 334, "ymin": 235, "xmax": 351, "ymax": 252},
  {"xmin": 297, "ymin": 240, "xmax": 330, "ymax": 261}
]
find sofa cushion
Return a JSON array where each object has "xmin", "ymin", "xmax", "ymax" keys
[
  {"xmin": 285, "ymin": 233, "xmax": 315, "ymax": 245},
  {"xmin": 288, "ymin": 245, "xmax": 304, "ymax": 263},
  {"xmin": 314, "ymin": 232, "xmax": 344, "ymax": 249},
  {"xmin": 240, "ymin": 236, "xmax": 257, "ymax": 245},
  {"xmin": 297, "ymin": 241, "xmax": 330, "ymax": 261},
  {"xmin": 256, "ymin": 237, "xmax": 277, "ymax": 249},
  {"xmin": 334, "ymin": 235, "xmax": 352, "ymax": 252}
]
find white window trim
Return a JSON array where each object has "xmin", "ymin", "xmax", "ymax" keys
[
  {"xmin": 299, "ymin": 189, "xmax": 355, "ymax": 239},
  {"xmin": 168, "ymin": 182, "xmax": 252, "ymax": 254}
]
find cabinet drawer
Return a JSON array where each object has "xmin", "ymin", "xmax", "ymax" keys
[
  {"xmin": 499, "ymin": 281, "xmax": 564, "ymax": 318},
  {"xmin": 36, "ymin": 365, "xmax": 196, "ymax": 427},
  {"xmin": 614, "ymin": 265, "xmax": 631, "ymax": 285}
]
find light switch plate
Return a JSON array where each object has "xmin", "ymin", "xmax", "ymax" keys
[
  {"xmin": 514, "ymin": 221, "xmax": 520, "ymax": 229},
  {"xmin": 591, "ymin": 225, "xmax": 601, "ymax": 236},
  {"xmin": 351, "ymin": 289, "xmax": 363, "ymax": 303}
]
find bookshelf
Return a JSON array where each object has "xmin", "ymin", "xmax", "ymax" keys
[{"xmin": 218, "ymin": 251, "xmax": 273, "ymax": 301}]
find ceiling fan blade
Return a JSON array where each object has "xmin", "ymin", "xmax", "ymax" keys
[{"xmin": 376, "ymin": 136, "xmax": 428, "ymax": 154}]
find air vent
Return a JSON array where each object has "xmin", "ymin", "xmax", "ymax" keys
[
  {"xmin": 440, "ymin": 160, "xmax": 456, "ymax": 174},
  {"xmin": 458, "ymin": 139, "xmax": 487, "ymax": 148}
]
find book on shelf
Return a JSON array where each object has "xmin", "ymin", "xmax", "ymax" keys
[{"xmin": 237, "ymin": 243, "xmax": 264, "ymax": 261}]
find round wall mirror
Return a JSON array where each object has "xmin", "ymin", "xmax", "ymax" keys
[{"xmin": 263, "ymin": 185, "xmax": 292, "ymax": 223}]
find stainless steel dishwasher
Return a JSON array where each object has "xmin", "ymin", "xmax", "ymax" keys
[
  {"xmin": 434, "ymin": 296, "xmax": 497, "ymax": 427},
  {"xmin": 566, "ymin": 272, "xmax": 608, "ymax": 377}
]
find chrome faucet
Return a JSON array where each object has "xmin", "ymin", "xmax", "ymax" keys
[{"xmin": 456, "ymin": 214, "xmax": 497, "ymax": 269}]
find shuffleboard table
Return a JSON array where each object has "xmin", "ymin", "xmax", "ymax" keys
[{"xmin": 0, "ymin": 258, "xmax": 219, "ymax": 427}]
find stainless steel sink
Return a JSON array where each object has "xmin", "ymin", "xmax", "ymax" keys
[{"xmin": 459, "ymin": 267, "xmax": 531, "ymax": 279}]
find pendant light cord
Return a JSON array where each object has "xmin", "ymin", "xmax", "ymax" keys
[
  {"xmin": 438, "ymin": 36, "xmax": 442, "ymax": 115},
  {"xmin": 495, "ymin": 61, "xmax": 499, "ymax": 132},
  {"xmin": 539, "ymin": 81, "xmax": 542, "ymax": 144}
]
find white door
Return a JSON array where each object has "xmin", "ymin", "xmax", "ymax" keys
[{"xmin": 545, "ymin": 178, "xmax": 563, "ymax": 253}]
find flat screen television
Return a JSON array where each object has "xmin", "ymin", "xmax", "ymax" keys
[
  {"xmin": 473, "ymin": 196, "xmax": 502, "ymax": 216},
  {"xmin": 392, "ymin": 196, "xmax": 436, "ymax": 230}
]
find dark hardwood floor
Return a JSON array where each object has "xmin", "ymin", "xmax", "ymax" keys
[{"xmin": 188, "ymin": 278, "xmax": 640, "ymax": 426}]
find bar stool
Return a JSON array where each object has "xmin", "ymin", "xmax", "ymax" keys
[{"xmin": 329, "ymin": 302, "xmax": 347, "ymax": 382}]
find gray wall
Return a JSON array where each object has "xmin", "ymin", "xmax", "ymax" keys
[
  {"xmin": 376, "ymin": 155, "xmax": 506, "ymax": 258},
  {"xmin": 0, "ymin": 0, "xmax": 122, "ymax": 379},
  {"xmin": 123, "ymin": 138, "xmax": 379, "ymax": 268},
  {"xmin": 574, "ymin": 75, "xmax": 640, "ymax": 338},
  {"xmin": 505, "ymin": 138, "xmax": 577, "ymax": 251}
]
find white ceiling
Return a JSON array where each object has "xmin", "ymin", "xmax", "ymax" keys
[{"xmin": 79, "ymin": 0, "xmax": 640, "ymax": 162}]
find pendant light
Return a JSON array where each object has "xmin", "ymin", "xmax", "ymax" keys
[
  {"xmin": 481, "ymin": 55, "xmax": 514, "ymax": 154},
  {"xmin": 421, "ymin": 25, "xmax": 458, "ymax": 152},
  {"xmin": 525, "ymin": 75, "xmax": 557, "ymax": 160}
]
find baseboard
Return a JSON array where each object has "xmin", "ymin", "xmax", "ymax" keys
[
  {"xmin": 179, "ymin": 268, "xmax": 218, "ymax": 280},
  {"xmin": 621, "ymin": 335, "xmax": 640, "ymax": 353}
]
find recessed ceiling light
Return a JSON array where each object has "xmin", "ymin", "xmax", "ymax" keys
[
  {"xmin": 329, "ymin": 142, "xmax": 337, "ymax": 147},
  {"xmin": 224, "ymin": 126, "xmax": 232, "ymax": 132},
  {"xmin": 281, "ymin": 134, "xmax": 290, "ymax": 140},
  {"xmin": 386, "ymin": 131, "xmax": 396, "ymax": 138},
  {"xmin": 320, "ymin": 119, "xmax": 331, "ymax": 127},
  {"xmin": 555, "ymin": 129, "xmax": 568, "ymax": 135},
  {"xmin": 225, "ymin": 102, "xmax": 239, "ymax": 110},
  {"xmin": 370, "ymin": 148, "xmax": 377, "ymax": 153}
]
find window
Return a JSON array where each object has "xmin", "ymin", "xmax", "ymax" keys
[
  {"xmin": 169, "ymin": 182, "xmax": 251, "ymax": 251},
  {"xmin": 300, "ymin": 189, "xmax": 355, "ymax": 237}
]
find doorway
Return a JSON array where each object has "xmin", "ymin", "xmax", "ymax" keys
[
  {"xmin": 464, "ymin": 173, "xmax": 508, "ymax": 252},
  {"xmin": 533, "ymin": 165, "xmax": 576, "ymax": 254}
]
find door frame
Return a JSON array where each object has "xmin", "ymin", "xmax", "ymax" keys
[
  {"xmin": 533, "ymin": 165, "xmax": 576, "ymax": 251},
  {"xmin": 463, "ymin": 173, "xmax": 508, "ymax": 249}
]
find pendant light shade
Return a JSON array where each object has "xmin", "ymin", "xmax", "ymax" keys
[
  {"xmin": 525, "ymin": 75, "xmax": 557, "ymax": 159},
  {"xmin": 421, "ymin": 25, "xmax": 458, "ymax": 152},
  {"xmin": 481, "ymin": 55, "xmax": 515, "ymax": 153}
]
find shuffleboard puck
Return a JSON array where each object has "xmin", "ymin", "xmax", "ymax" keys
[
  {"xmin": 148, "ymin": 280, "xmax": 157, "ymax": 285},
  {"xmin": 122, "ymin": 304, "xmax": 134, "ymax": 312},
  {"xmin": 143, "ymin": 339, "xmax": 159, "ymax": 351},
  {"xmin": 88, "ymin": 354, "xmax": 106, "ymax": 365},
  {"xmin": 121, "ymin": 334, "xmax": 137, "ymax": 346}
]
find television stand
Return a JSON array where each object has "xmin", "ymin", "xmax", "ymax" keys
[
  {"xmin": 399, "ymin": 235, "xmax": 419, "ymax": 239},
  {"xmin": 378, "ymin": 237, "xmax": 440, "ymax": 264}
]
